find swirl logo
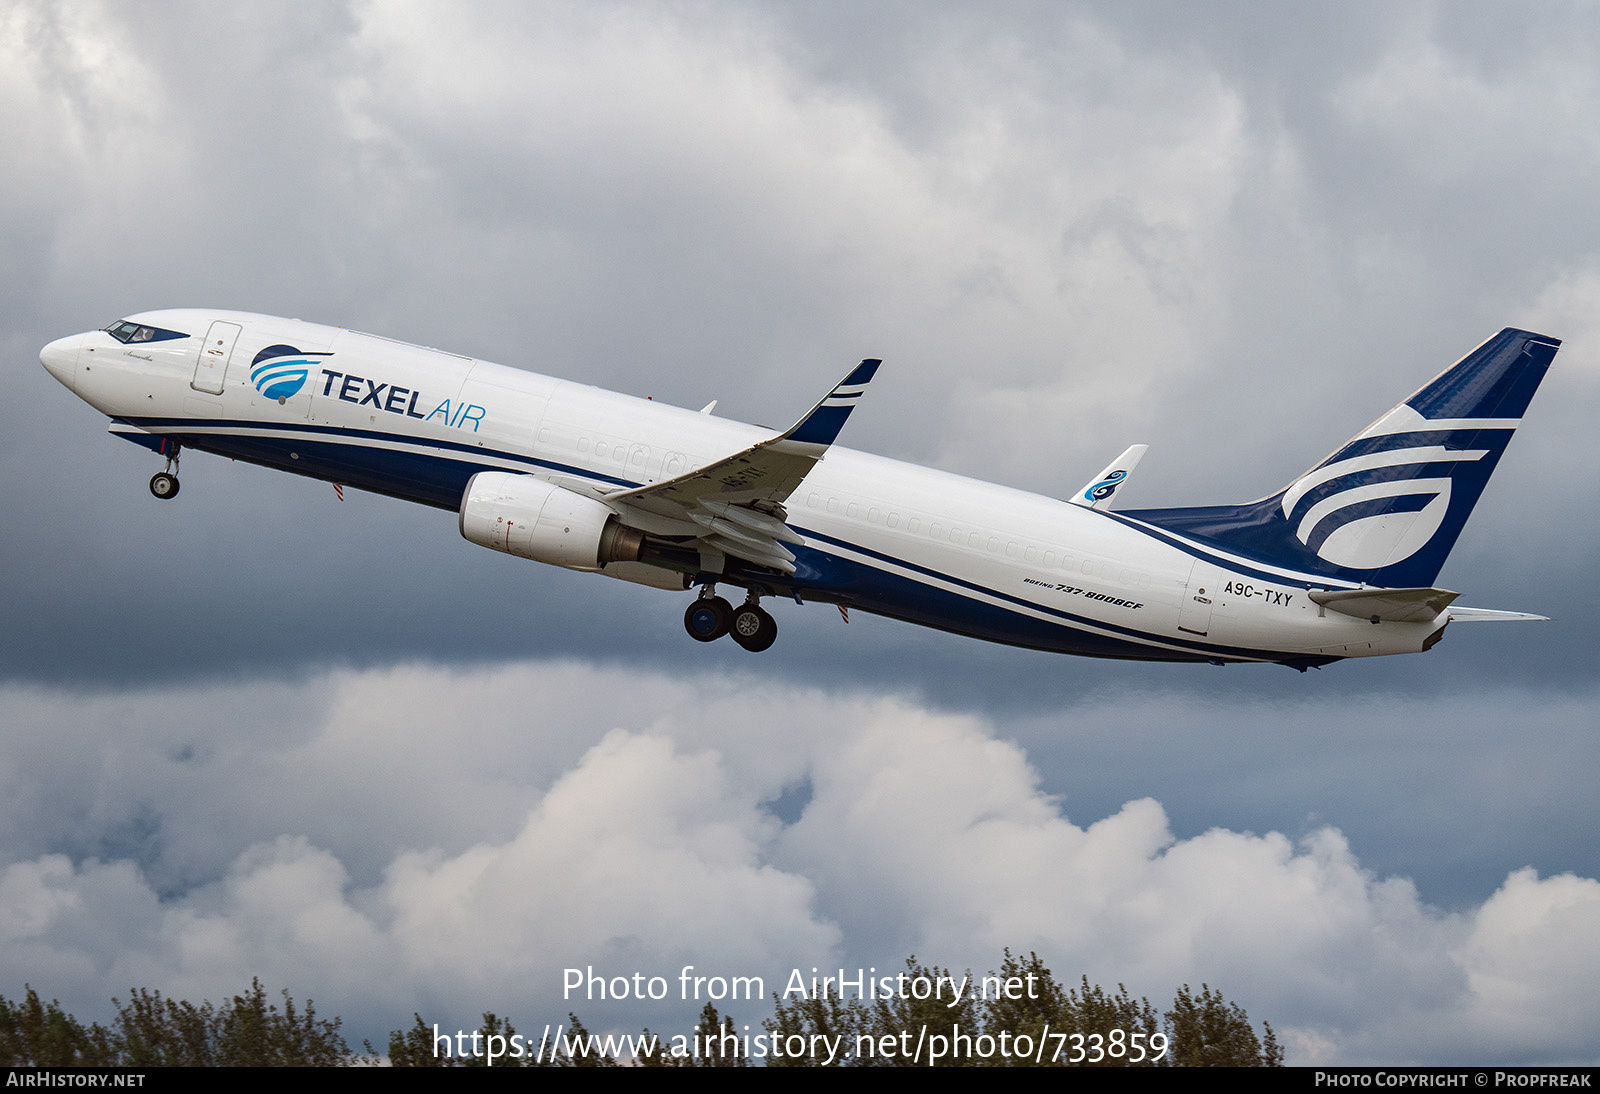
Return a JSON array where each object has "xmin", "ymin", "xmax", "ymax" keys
[
  {"xmin": 1084, "ymin": 469, "xmax": 1127, "ymax": 503},
  {"xmin": 250, "ymin": 344, "xmax": 330, "ymax": 402}
]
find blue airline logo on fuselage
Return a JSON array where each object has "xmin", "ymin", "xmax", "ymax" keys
[
  {"xmin": 317, "ymin": 368, "xmax": 485, "ymax": 431},
  {"xmin": 250, "ymin": 344, "xmax": 331, "ymax": 401}
]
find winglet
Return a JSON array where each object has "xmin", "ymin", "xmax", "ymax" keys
[
  {"xmin": 1071, "ymin": 444, "xmax": 1148, "ymax": 509},
  {"xmin": 783, "ymin": 359, "xmax": 881, "ymax": 447}
]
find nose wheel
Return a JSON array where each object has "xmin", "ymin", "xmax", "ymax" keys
[
  {"xmin": 149, "ymin": 446, "xmax": 182, "ymax": 500},
  {"xmin": 683, "ymin": 588, "xmax": 779, "ymax": 651},
  {"xmin": 149, "ymin": 472, "xmax": 180, "ymax": 499}
]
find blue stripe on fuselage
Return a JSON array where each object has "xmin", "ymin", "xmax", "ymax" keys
[
  {"xmin": 789, "ymin": 527, "xmax": 1278, "ymax": 662},
  {"xmin": 118, "ymin": 416, "xmax": 636, "ymax": 508},
  {"xmin": 117, "ymin": 415, "xmax": 1302, "ymax": 662}
]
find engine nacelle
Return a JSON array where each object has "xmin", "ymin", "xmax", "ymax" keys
[{"xmin": 459, "ymin": 471, "xmax": 644, "ymax": 570}]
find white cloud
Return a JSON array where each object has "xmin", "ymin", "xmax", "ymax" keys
[{"xmin": 1, "ymin": 661, "xmax": 1596, "ymax": 1064}]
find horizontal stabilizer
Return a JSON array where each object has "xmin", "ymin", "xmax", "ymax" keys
[
  {"xmin": 1071, "ymin": 444, "xmax": 1148, "ymax": 509},
  {"xmin": 1446, "ymin": 606, "xmax": 1550, "ymax": 623},
  {"xmin": 1309, "ymin": 587, "xmax": 1459, "ymax": 623}
]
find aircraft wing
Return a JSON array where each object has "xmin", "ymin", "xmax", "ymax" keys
[{"xmin": 603, "ymin": 359, "xmax": 881, "ymax": 574}]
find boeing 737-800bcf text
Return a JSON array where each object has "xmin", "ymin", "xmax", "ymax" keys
[{"xmin": 41, "ymin": 313, "xmax": 1558, "ymax": 669}]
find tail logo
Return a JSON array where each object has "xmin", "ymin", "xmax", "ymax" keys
[
  {"xmin": 1281, "ymin": 444, "xmax": 1488, "ymax": 570},
  {"xmin": 250, "ymin": 344, "xmax": 331, "ymax": 402},
  {"xmin": 1084, "ymin": 469, "xmax": 1129, "ymax": 503}
]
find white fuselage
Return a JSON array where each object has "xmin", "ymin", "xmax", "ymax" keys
[{"xmin": 41, "ymin": 309, "xmax": 1439, "ymax": 665}]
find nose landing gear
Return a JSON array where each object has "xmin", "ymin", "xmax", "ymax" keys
[
  {"xmin": 683, "ymin": 587, "xmax": 779, "ymax": 651},
  {"xmin": 149, "ymin": 445, "xmax": 181, "ymax": 500}
]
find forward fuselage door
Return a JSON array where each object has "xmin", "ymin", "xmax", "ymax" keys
[{"xmin": 192, "ymin": 320, "xmax": 242, "ymax": 394}]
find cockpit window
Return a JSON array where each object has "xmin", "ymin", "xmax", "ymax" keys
[{"xmin": 103, "ymin": 320, "xmax": 189, "ymax": 344}]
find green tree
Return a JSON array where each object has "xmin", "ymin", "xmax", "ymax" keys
[
  {"xmin": 205, "ymin": 978, "xmax": 350, "ymax": 1066},
  {"xmin": 0, "ymin": 986, "xmax": 113, "ymax": 1067},
  {"xmin": 980, "ymin": 949, "xmax": 1068, "ymax": 1063},
  {"xmin": 763, "ymin": 979, "xmax": 869, "ymax": 1067},
  {"xmin": 558, "ymin": 1013, "xmax": 618, "ymax": 1067},
  {"xmin": 1165, "ymin": 983, "xmax": 1282, "ymax": 1067},
  {"xmin": 860, "ymin": 956, "xmax": 980, "ymax": 1067},
  {"xmin": 1062, "ymin": 976, "xmax": 1163, "ymax": 1067},
  {"xmin": 382, "ymin": 1013, "xmax": 452, "ymax": 1067},
  {"xmin": 2, "ymin": 980, "xmax": 356, "ymax": 1067},
  {"xmin": 111, "ymin": 988, "xmax": 215, "ymax": 1066},
  {"xmin": 639, "ymin": 1001, "xmax": 749, "ymax": 1067}
]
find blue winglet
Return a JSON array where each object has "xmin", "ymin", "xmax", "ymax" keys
[{"xmin": 785, "ymin": 359, "xmax": 881, "ymax": 446}]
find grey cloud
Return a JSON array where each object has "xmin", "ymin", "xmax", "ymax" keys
[{"xmin": 5, "ymin": 1, "xmax": 1599, "ymax": 1067}]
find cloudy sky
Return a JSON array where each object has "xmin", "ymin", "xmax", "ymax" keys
[{"xmin": 3, "ymin": 0, "xmax": 1598, "ymax": 1066}]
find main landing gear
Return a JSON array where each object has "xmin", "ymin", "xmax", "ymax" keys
[
  {"xmin": 683, "ymin": 586, "xmax": 778, "ymax": 652},
  {"xmin": 149, "ymin": 445, "xmax": 181, "ymax": 500}
]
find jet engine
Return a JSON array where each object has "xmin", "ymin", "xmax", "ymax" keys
[{"xmin": 459, "ymin": 471, "xmax": 645, "ymax": 570}]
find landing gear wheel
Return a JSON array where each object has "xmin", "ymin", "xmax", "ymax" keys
[
  {"xmin": 149, "ymin": 472, "xmax": 180, "ymax": 500},
  {"xmin": 730, "ymin": 604, "xmax": 778, "ymax": 652},
  {"xmin": 684, "ymin": 596, "xmax": 733, "ymax": 642}
]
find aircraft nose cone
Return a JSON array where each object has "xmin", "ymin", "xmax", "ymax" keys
[{"xmin": 40, "ymin": 333, "xmax": 82, "ymax": 390}]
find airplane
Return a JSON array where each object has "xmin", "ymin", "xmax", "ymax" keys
[{"xmin": 40, "ymin": 311, "xmax": 1559, "ymax": 669}]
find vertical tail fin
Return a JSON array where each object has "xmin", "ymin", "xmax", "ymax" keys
[{"xmin": 1124, "ymin": 328, "xmax": 1560, "ymax": 588}]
